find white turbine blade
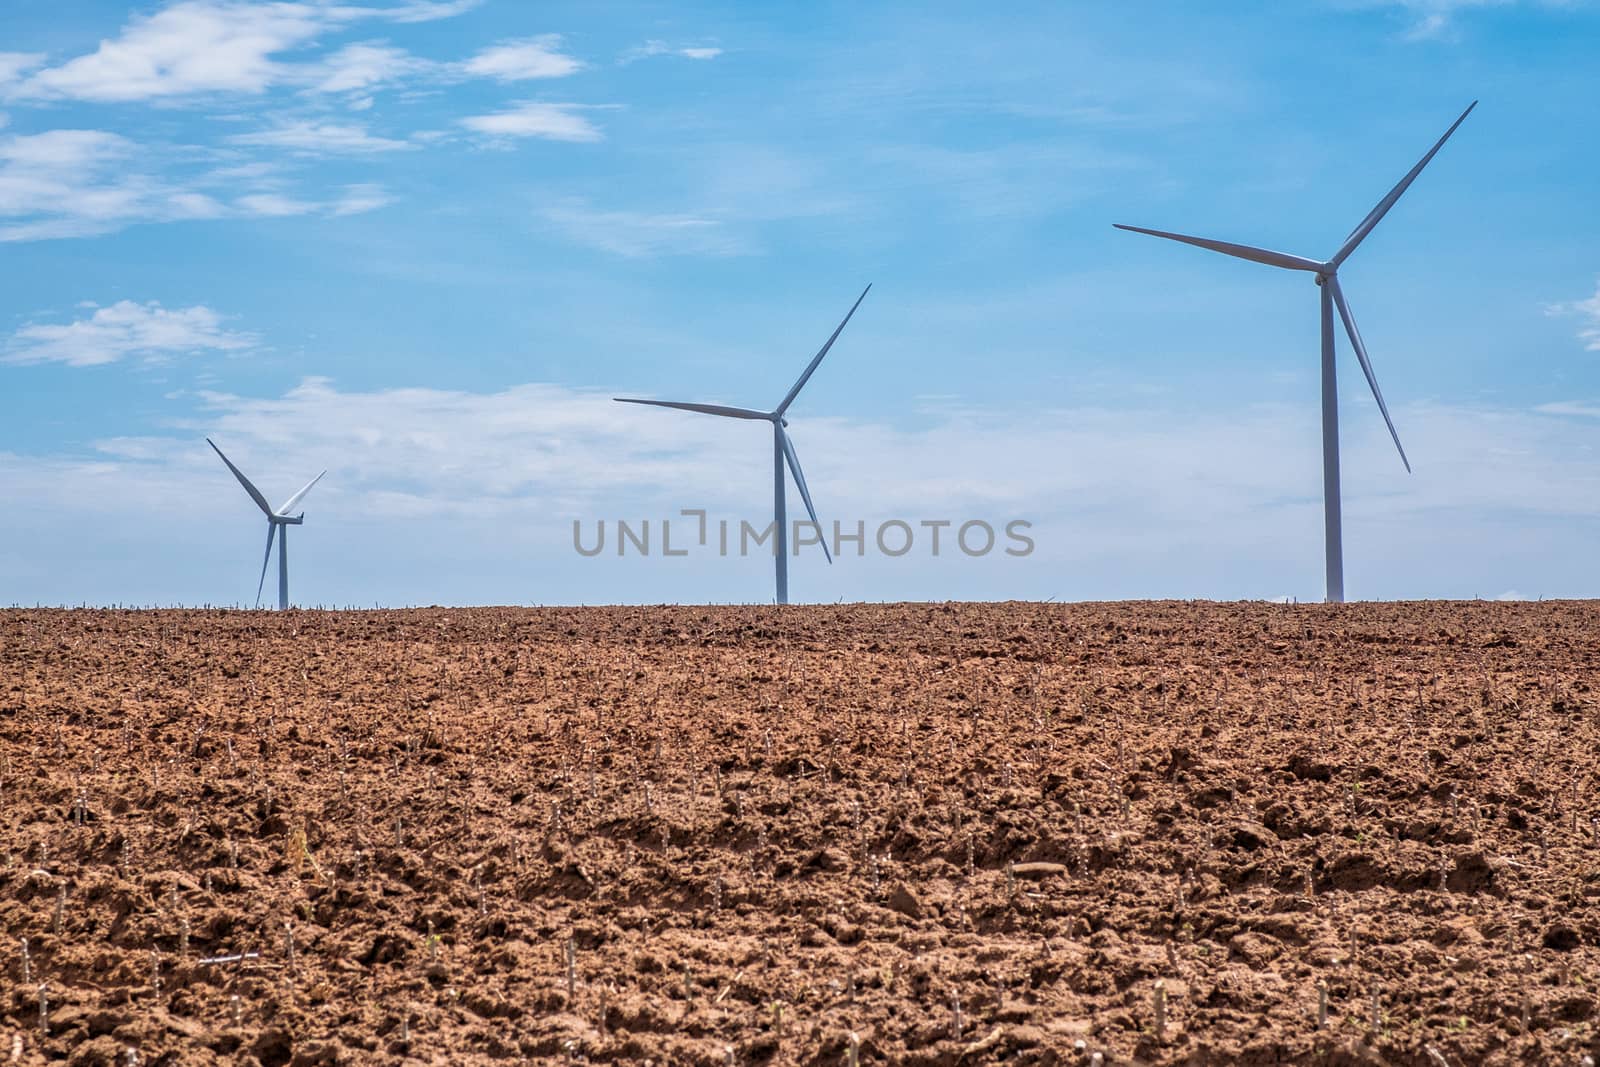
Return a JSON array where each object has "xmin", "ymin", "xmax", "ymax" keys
[
  {"xmin": 1329, "ymin": 276, "xmax": 1410, "ymax": 473},
  {"xmin": 780, "ymin": 429, "xmax": 831, "ymax": 564},
  {"xmin": 276, "ymin": 470, "xmax": 326, "ymax": 518},
  {"xmin": 1114, "ymin": 224, "xmax": 1322, "ymax": 272},
  {"xmin": 614, "ymin": 398, "xmax": 770, "ymax": 420},
  {"xmin": 1330, "ymin": 101, "xmax": 1476, "ymax": 269},
  {"xmin": 776, "ymin": 284, "xmax": 872, "ymax": 415},
  {"xmin": 207, "ymin": 438, "xmax": 273, "ymax": 517},
  {"xmin": 255, "ymin": 523, "xmax": 277, "ymax": 608}
]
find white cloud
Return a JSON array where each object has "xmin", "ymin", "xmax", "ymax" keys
[
  {"xmin": 3, "ymin": 301, "xmax": 254, "ymax": 367},
  {"xmin": 0, "ymin": 53, "xmax": 43, "ymax": 91},
  {"xmin": 167, "ymin": 191, "xmax": 228, "ymax": 218},
  {"xmin": 382, "ymin": 0, "xmax": 484, "ymax": 23},
  {"xmin": 228, "ymin": 121, "xmax": 413, "ymax": 155},
  {"xmin": 620, "ymin": 41, "xmax": 723, "ymax": 64},
  {"xmin": 463, "ymin": 36, "xmax": 582, "ymax": 81},
  {"xmin": 3, "ymin": 1, "xmax": 581, "ymax": 124},
  {"xmin": 0, "ymin": 126, "xmax": 397, "ymax": 239},
  {"xmin": 16, "ymin": 2, "xmax": 328, "ymax": 101},
  {"xmin": 460, "ymin": 102, "xmax": 605, "ymax": 142},
  {"xmin": 1547, "ymin": 281, "xmax": 1600, "ymax": 351},
  {"xmin": 0, "ymin": 128, "xmax": 133, "ymax": 168},
  {"xmin": 540, "ymin": 199, "xmax": 746, "ymax": 258},
  {"xmin": 0, "ymin": 129, "xmax": 159, "ymax": 240},
  {"xmin": 11, "ymin": 0, "xmax": 478, "ymax": 103},
  {"xmin": 312, "ymin": 42, "xmax": 431, "ymax": 94},
  {"xmin": 234, "ymin": 185, "xmax": 393, "ymax": 218},
  {"xmin": 1339, "ymin": 0, "xmax": 1526, "ymax": 40},
  {"xmin": 1535, "ymin": 401, "xmax": 1600, "ymax": 419},
  {"xmin": 330, "ymin": 183, "xmax": 394, "ymax": 215},
  {"xmin": 203, "ymin": 161, "xmax": 279, "ymax": 182},
  {"xmin": 1405, "ymin": 13, "xmax": 1452, "ymax": 37},
  {"xmin": 4, "ymin": 381, "xmax": 1600, "ymax": 604},
  {"xmin": 236, "ymin": 193, "xmax": 317, "ymax": 217}
]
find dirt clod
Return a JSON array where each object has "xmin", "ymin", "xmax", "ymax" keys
[
  {"xmin": 1, "ymin": 601, "xmax": 1597, "ymax": 1066},
  {"xmin": 886, "ymin": 882, "xmax": 924, "ymax": 920}
]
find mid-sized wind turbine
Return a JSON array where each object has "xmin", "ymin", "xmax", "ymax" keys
[
  {"xmin": 208, "ymin": 438, "xmax": 326, "ymax": 610},
  {"xmin": 1115, "ymin": 102, "xmax": 1475, "ymax": 603},
  {"xmin": 615, "ymin": 285, "xmax": 871, "ymax": 605}
]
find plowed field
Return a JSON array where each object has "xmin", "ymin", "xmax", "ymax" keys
[{"xmin": 2, "ymin": 602, "xmax": 1598, "ymax": 1065}]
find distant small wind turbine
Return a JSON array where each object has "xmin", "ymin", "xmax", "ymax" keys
[
  {"xmin": 208, "ymin": 439, "xmax": 326, "ymax": 610},
  {"xmin": 1115, "ymin": 102, "xmax": 1476, "ymax": 603},
  {"xmin": 615, "ymin": 285, "xmax": 871, "ymax": 605}
]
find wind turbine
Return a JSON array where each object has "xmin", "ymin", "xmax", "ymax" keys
[
  {"xmin": 207, "ymin": 439, "xmax": 326, "ymax": 610},
  {"xmin": 615, "ymin": 285, "xmax": 871, "ymax": 605},
  {"xmin": 1115, "ymin": 102, "xmax": 1475, "ymax": 603}
]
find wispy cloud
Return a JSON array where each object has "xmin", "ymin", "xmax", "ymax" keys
[
  {"xmin": 227, "ymin": 121, "xmax": 414, "ymax": 155},
  {"xmin": 460, "ymin": 102, "xmax": 606, "ymax": 142},
  {"xmin": 235, "ymin": 193, "xmax": 317, "ymax": 217},
  {"xmin": 167, "ymin": 192, "xmax": 228, "ymax": 219},
  {"xmin": 0, "ymin": 127, "xmax": 397, "ymax": 240},
  {"xmin": 3, "ymin": 301, "xmax": 254, "ymax": 367},
  {"xmin": 382, "ymin": 0, "xmax": 483, "ymax": 23},
  {"xmin": 19, "ymin": 378, "xmax": 1600, "ymax": 530},
  {"xmin": 15, "ymin": 2, "xmax": 328, "ymax": 101},
  {"xmin": 8, "ymin": 0, "xmax": 479, "ymax": 103},
  {"xmin": 1338, "ymin": 0, "xmax": 1528, "ymax": 40},
  {"xmin": 1547, "ymin": 281, "xmax": 1600, "ymax": 351},
  {"xmin": 1535, "ymin": 401, "xmax": 1600, "ymax": 419},
  {"xmin": 238, "ymin": 185, "xmax": 392, "ymax": 218},
  {"xmin": 620, "ymin": 41, "xmax": 723, "ymax": 64},
  {"xmin": 0, "ymin": 2, "xmax": 605, "ymax": 231},
  {"xmin": 0, "ymin": 129, "xmax": 161, "ymax": 240},
  {"xmin": 5, "ymin": 379, "xmax": 1600, "ymax": 602},
  {"xmin": 463, "ymin": 36, "xmax": 583, "ymax": 81},
  {"xmin": 0, "ymin": 52, "xmax": 43, "ymax": 91},
  {"xmin": 330, "ymin": 183, "xmax": 395, "ymax": 216},
  {"xmin": 202, "ymin": 161, "xmax": 279, "ymax": 183},
  {"xmin": 311, "ymin": 41, "xmax": 431, "ymax": 94},
  {"xmin": 0, "ymin": 128, "xmax": 132, "ymax": 169},
  {"xmin": 540, "ymin": 199, "xmax": 746, "ymax": 258}
]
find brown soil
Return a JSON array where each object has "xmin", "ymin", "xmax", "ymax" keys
[{"xmin": 2, "ymin": 602, "xmax": 1599, "ymax": 1066}]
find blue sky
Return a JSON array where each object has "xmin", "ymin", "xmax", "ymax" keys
[{"xmin": 2, "ymin": 0, "xmax": 1598, "ymax": 606}]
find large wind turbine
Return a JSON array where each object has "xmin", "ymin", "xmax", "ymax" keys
[
  {"xmin": 1115, "ymin": 102, "xmax": 1475, "ymax": 603},
  {"xmin": 615, "ymin": 285, "xmax": 871, "ymax": 605},
  {"xmin": 208, "ymin": 439, "xmax": 326, "ymax": 610}
]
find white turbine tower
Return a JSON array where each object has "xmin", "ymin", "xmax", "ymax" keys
[
  {"xmin": 1115, "ymin": 102, "xmax": 1475, "ymax": 603},
  {"xmin": 615, "ymin": 284, "xmax": 871, "ymax": 605},
  {"xmin": 208, "ymin": 439, "xmax": 326, "ymax": 610}
]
